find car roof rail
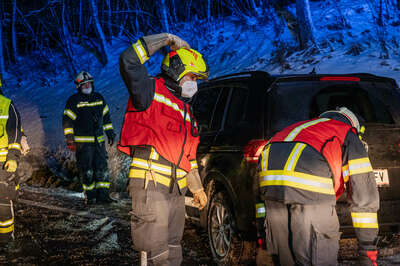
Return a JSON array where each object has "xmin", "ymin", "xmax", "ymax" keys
[{"xmin": 208, "ymin": 71, "xmax": 271, "ymax": 82}]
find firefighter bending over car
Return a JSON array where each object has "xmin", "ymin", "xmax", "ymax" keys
[
  {"xmin": 256, "ymin": 107, "xmax": 379, "ymax": 266},
  {"xmin": 62, "ymin": 71, "xmax": 116, "ymax": 205},
  {"xmin": 0, "ymin": 74, "xmax": 23, "ymax": 246},
  {"xmin": 118, "ymin": 33, "xmax": 208, "ymax": 265}
]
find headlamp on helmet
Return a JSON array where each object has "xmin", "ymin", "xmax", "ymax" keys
[{"xmin": 161, "ymin": 48, "xmax": 209, "ymax": 82}]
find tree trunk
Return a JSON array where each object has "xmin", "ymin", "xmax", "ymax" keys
[
  {"xmin": 61, "ymin": 0, "xmax": 77, "ymax": 75},
  {"xmin": 296, "ymin": 0, "xmax": 316, "ymax": 49},
  {"xmin": 160, "ymin": 0, "xmax": 170, "ymax": 32},
  {"xmin": 0, "ymin": 2, "xmax": 5, "ymax": 76},
  {"xmin": 89, "ymin": 0, "xmax": 110, "ymax": 64},
  {"xmin": 11, "ymin": 0, "xmax": 17, "ymax": 63}
]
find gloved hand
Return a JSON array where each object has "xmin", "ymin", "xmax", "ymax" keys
[
  {"xmin": 192, "ymin": 189, "xmax": 207, "ymax": 210},
  {"xmin": 359, "ymin": 249, "xmax": 378, "ymax": 266},
  {"xmin": 167, "ymin": 33, "xmax": 190, "ymax": 50},
  {"xmin": 107, "ymin": 132, "xmax": 116, "ymax": 146},
  {"xmin": 142, "ymin": 33, "xmax": 190, "ymax": 57},
  {"xmin": 21, "ymin": 135, "xmax": 30, "ymax": 155},
  {"xmin": 4, "ymin": 160, "xmax": 17, "ymax": 172},
  {"xmin": 66, "ymin": 139, "xmax": 76, "ymax": 152}
]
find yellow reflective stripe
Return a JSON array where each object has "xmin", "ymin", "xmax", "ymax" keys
[
  {"xmin": 132, "ymin": 40, "xmax": 149, "ymax": 64},
  {"xmin": 97, "ymin": 135, "xmax": 105, "ymax": 143},
  {"xmin": 103, "ymin": 105, "xmax": 109, "ymax": 116},
  {"xmin": 260, "ymin": 144, "xmax": 271, "ymax": 172},
  {"xmin": 129, "ymin": 169, "xmax": 187, "ymax": 189},
  {"xmin": 82, "ymin": 182, "xmax": 95, "ymax": 191},
  {"xmin": 8, "ymin": 143, "xmax": 21, "ymax": 151},
  {"xmin": 177, "ymin": 177, "xmax": 187, "ymax": 189},
  {"xmin": 154, "ymin": 93, "xmax": 191, "ymax": 123},
  {"xmin": 76, "ymin": 101, "xmax": 103, "ymax": 108},
  {"xmin": 284, "ymin": 143, "xmax": 306, "ymax": 171},
  {"xmin": 129, "ymin": 169, "xmax": 170, "ymax": 187},
  {"xmin": 64, "ymin": 109, "xmax": 77, "ymax": 120},
  {"xmin": 131, "ymin": 158, "xmax": 171, "ymax": 176},
  {"xmin": 131, "ymin": 158, "xmax": 187, "ymax": 178},
  {"xmin": 74, "ymin": 136, "xmax": 95, "ymax": 143},
  {"xmin": 284, "ymin": 118, "xmax": 330, "ymax": 141},
  {"xmin": 96, "ymin": 182, "xmax": 110, "ymax": 188},
  {"xmin": 255, "ymin": 203, "xmax": 266, "ymax": 218},
  {"xmin": 259, "ymin": 170, "xmax": 335, "ymax": 195},
  {"xmin": 0, "ymin": 224, "xmax": 14, "ymax": 234},
  {"xmin": 351, "ymin": 212, "xmax": 378, "ymax": 228},
  {"xmin": 190, "ymin": 160, "xmax": 198, "ymax": 169},
  {"xmin": 348, "ymin": 158, "xmax": 373, "ymax": 175},
  {"xmin": 342, "ymin": 165, "xmax": 350, "ymax": 182},
  {"xmin": 103, "ymin": 123, "xmax": 113, "ymax": 131},
  {"xmin": 150, "ymin": 147, "xmax": 159, "ymax": 160},
  {"xmin": 15, "ymin": 183, "xmax": 19, "ymax": 191},
  {"xmin": 0, "ymin": 218, "xmax": 13, "ymax": 227},
  {"xmin": 64, "ymin": 128, "xmax": 74, "ymax": 135}
]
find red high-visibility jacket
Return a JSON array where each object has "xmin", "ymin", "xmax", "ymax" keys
[
  {"xmin": 118, "ymin": 77, "xmax": 199, "ymax": 172},
  {"xmin": 268, "ymin": 118, "xmax": 356, "ymax": 198}
]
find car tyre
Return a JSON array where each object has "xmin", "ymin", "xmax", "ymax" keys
[{"xmin": 207, "ymin": 190, "xmax": 254, "ymax": 265}]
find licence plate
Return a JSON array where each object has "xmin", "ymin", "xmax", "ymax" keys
[{"xmin": 373, "ymin": 169, "xmax": 389, "ymax": 187}]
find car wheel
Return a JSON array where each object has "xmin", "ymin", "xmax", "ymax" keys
[{"xmin": 208, "ymin": 190, "xmax": 254, "ymax": 265}]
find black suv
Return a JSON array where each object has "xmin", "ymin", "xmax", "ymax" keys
[{"xmin": 184, "ymin": 71, "xmax": 400, "ymax": 264}]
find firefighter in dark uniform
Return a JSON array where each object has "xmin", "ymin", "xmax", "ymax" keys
[
  {"xmin": 0, "ymin": 74, "xmax": 23, "ymax": 246},
  {"xmin": 256, "ymin": 107, "xmax": 379, "ymax": 266},
  {"xmin": 62, "ymin": 71, "xmax": 116, "ymax": 205},
  {"xmin": 118, "ymin": 33, "xmax": 209, "ymax": 265}
]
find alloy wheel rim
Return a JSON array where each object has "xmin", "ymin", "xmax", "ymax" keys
[{"xmin": 210, "ymin": 202, "xmax": 232, "ymax": 257}]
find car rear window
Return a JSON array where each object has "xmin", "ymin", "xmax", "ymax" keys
[{"xmin": 269, "ymin": 80, "xmax": 400, "ymax": 133}]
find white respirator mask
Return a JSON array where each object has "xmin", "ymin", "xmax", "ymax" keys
[
  {"xmin": 81, "ymin": 87, "xmax": 92, "ymax": 95},
  {"xmin": 181, "ymin": 80, "xmax": 198, "ymax": 98}
]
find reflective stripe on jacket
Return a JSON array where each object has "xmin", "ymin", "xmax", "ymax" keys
[{"xmin": 118, "ymin": 77, "xmax": 199, "ymax": 173}]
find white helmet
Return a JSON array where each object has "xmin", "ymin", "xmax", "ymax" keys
[
  {"xmin": 319, "ymin": 107, "xmax": 361, "ymax": 132},
  {"xmin": 74, "ymin": 71, "xmax": 94, "ymax": 89}
]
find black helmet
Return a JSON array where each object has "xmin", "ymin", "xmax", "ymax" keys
[{"xmin": 74, "ymin": 71, "xmax": 94, "ymax": 89}]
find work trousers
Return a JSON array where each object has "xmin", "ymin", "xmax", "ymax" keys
[
  {"xmin": 76, "ymin": 142, "xmax": 110, "ymax": 202},
  {"xmin": 129, "ymin": 182, "xmax": 185, "ymax": 266},
  {"xmin": 264, "ymin": 200, "xmax": 340, "ymax": 266},
  {"xmin": 0, "ymin": 170, "xmax": 17, "ymax": 244}
]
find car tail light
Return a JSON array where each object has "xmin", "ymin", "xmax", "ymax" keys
[
  {"xmin": 243, "ymin": 139, "xmax": 268, "ymax": 163},
  {"xmin": 320, "ymin": 76, "xmax": 360, "ymax": 81}
]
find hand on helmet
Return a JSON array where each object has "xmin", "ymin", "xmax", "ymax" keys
[{"xmin": 167, "ymin": 34, "xmax": 190, "ymax": 50}]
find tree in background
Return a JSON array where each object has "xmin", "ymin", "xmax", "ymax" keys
[{"xmin": 296, "ymin": 0, "xmax": 317, "ymax": 49}]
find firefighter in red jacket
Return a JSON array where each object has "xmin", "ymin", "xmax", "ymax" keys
[
  {"xmin": 256, "ymin": 107, "xmax": 379, "ymax": 266},
  {"xmin": 118, "ymin": 33, "xmax": 208, "ymax": 265}
]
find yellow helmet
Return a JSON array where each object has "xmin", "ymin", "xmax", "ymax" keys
[{"xmin": 161, "ymin": 48, "xmax": 209, "ymax": 82}]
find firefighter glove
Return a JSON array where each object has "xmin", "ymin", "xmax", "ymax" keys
[
  {"xmin": 21, "ymin": 135, "xmax": 30, "ymax": 155},
  {"xmin": 142, "ymin": 33, "xmax": 190, "ymax": 57},
  {"xmin": 107, "ymin": 131, "xmax": 116, "ymax": 146},
  {"xmin": 4, "ymin": 160, "xmax": 17, "ymax": 173},
  {"xmin": 66, "ymin": 139, "xmax": 76, "ymax": 152},
  {"xmin": 186, "ymin": 168, "xmax": 203, "ymax": 192},
  {"xmin": 359, "ymin": 249, "xmax": 378, "ymax": 266},
  {"xmin": 192, "ymin": 189, "xmax": 207, "ymax": 210}
]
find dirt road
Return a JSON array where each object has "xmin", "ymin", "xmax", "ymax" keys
[{"xmin": 1, "ymin": 186, "xmax": 399, "ymax": 265}]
